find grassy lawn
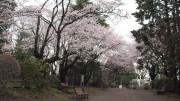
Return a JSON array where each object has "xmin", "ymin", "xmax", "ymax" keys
[{"xmin": 0, "ymin": 86, "xmax": 106, "ymax": 101}]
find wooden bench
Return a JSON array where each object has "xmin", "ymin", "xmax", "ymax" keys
[
  {"xmin": 58, "ymin": 83, "xmax": 68, "ymax": 90},
  {"xmin": 75, "ymin": 88, "xmax": 88, "ymax": 99},
  {"xmin": 157, "ymin": 87, "xmax": 166, "ymax": 95}
]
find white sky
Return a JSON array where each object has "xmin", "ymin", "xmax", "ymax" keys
[{"xmin": 109, "ymin": 0, "xmax": 141, "ymax": 44}]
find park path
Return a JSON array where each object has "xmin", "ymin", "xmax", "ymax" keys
[{"xmin": 86, "ymin": 88, "xmax": 180, "ymax": 101}]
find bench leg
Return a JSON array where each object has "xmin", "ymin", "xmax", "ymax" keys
[{"xmin": 157, "ymin": 91, "xmax": 165, "ymax": 95}]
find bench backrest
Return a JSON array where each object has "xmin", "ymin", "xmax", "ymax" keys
[
  {"xmin": 161, "ymin": 87, "xmax": 166, "ymax": 90},
  {"xmin": 60, "ymin": 83, "xmax": 68, "ymax": 86},
  {"xmin": 75, "ymin": 88, "xmax": 83, "ymax": 93}
]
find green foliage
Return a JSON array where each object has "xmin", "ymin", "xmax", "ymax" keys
[
  {"xmin": 14, "ymin": 31, "xmax": 34, "ymax": 61},
  {"xmin": 120, "ymin": 76, "xmax": 129, "ymax": 87},
  {"xmin": 105, "ymin": 60, "xmax": 137, "ymax": 88},
  {"xmin": 120, "ymin": 73, "xmax": 137, "ymax": 87},
  {"xmin": 176, "ymin": 46, "xmax": 180, "ymax": 62},
  {"xmin": 73, "ymin": 0, "xmax": 109, "ymax": 27},
  {"xmin": 46, "ymin": 75, "xmax": 59, "ymax": 88},
  {"xmin": 97, "ymin": 19, "xmax": 109, "ymax": 27},
  {"xmin": 153, "ymin": 76, "xmax": 169, "ymax": 90},
  {"xmin": 143, "ymin": 83, "xmax": 151, "ymax": 90},
  {"xmin": 15, "ymin": 47, "xmax": 52, "ymax": 78},
  {"xmin": 15, "ymin": 48, "xmax": 51, "ymax": 88},
  {"xmin": 89, "ymin": 68, "xmax": 103, "ymax": 87},
  {"xmin": 73, "ymin": 0, "xmax": 91, "ymax": 10},
  {"xmin": 132, "ymin": 0, "xmax": 179, "ymax": 92},
  {"xmin": 14, "ymin": 48, "xmax": 34, "ymax": 61},
  {"xmin": 100, "ymin": 80, "xmax": 108, "ymax": 89},
  {"xmin": 21, "ymin": 57, "xmax": 51, "ymax": 89},
  {"xmin": 21, "ymin": 59, "xmax": 43, "ymax": 89},
  {"xmin": 88, "ymin": 61, "xmax": 102, "ymax": 86}
]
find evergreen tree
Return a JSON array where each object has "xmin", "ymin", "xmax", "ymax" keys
[
  {"xmin": 73, "ymin": 0, "xmax": 109, "ymax": 27},
  {"xmin": 132, "ymin": 0, "xmax": 179, "ymax": 92}
]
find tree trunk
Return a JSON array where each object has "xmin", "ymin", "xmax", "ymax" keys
[
  {"xmin": 59, "ymin": 55, "xmax": 80, "ymax": 83},
  {"xmin": 170, "ymin": 68, "xmax": 177, "ymax": 92},
  {"xmin": 149, "ymin": 67, "xmax": 157, "ymax": 89},
  {"xmin": 59, "ymin": 68, "xmax": 68, "ymax": 83},
  {"xmin": 84, "ymin": 66, "xmax": 93, "ymax": 86}
]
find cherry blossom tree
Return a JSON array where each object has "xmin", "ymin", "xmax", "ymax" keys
[
  {"xmin": 14, "ymin": 0, "xmax": 125, "ymax": 60},
  {"xmin": 0, "ymin": 0, "xmax": 16, "ymax": 53},
  {"xmin": 13, "ymin": 0, "xmax": 127, "ymax": 83}
]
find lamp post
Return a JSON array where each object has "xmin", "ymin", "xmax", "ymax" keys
[{"xmin": 81, "ymin": 74, "xmax": 84, "ymax": 90}]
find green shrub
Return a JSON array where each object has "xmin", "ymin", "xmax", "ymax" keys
[
  {"xmin": 46, "ymin": 75, "xmax": 59, "ymax": 88},
  {"xmin": 143, "ymin": 83, "xmax": 151, "ymax": 90},
  {"xmin": 154, "ymin": 77, "xmax": 169, "ymax": 90},
  {"xmin": 100, "ymin": 81, "xmax": 108, "ymax": 89},
  {"xmin": 21, "ymin": 57, "xmax": 51, "ymax": 89}
]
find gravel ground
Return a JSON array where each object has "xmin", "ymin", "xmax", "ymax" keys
[{"xmin": 86, "ymin": 88, "xmax": 180, "ymax": 101}]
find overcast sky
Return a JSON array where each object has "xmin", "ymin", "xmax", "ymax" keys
[{"xmin": 109, "ymin": 0, "xmax": 141, "ymax": 44}]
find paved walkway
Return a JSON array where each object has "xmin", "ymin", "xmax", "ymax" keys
[{"xmin": 86, "ymin": 88, "xmax": 180, "ymax": 101}]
